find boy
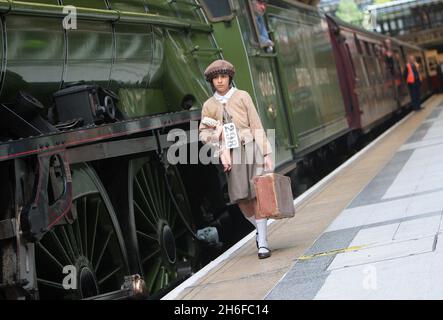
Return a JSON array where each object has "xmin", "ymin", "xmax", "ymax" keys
[{"xmin": 199, "ymin": 59, "xmax": 273, "ymax": 259}]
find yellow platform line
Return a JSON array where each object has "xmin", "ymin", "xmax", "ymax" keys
[{"xmin": 297, "ymin": 244, "xmax": 368, "ymax": 261}]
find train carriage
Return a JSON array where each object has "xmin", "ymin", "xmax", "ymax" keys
[{"xmin": 326, "ymin": 14, "xmax": 432, "ymax": 133}]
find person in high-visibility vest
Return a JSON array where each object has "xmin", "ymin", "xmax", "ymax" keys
[{"xmin": 404, "ymin": 54, "xmax": 422, "ymax": 110}]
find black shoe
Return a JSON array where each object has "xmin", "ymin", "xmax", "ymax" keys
[{"xmin": 258, "ymin": 247, "xmax": 271, "ymax": 259}]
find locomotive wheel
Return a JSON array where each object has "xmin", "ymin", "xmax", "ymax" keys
[
  {"xmin": 129, "ymin": 156, "xmax": 199, "ymax": 295},
  {"xmin": 35, "ymin": 163, "xmax": 129, "ymax": 299}
]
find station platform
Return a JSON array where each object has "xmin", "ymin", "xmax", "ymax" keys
[{"xmin": 163, "ymin": 94, "xmax": 443, "ymax": 300}]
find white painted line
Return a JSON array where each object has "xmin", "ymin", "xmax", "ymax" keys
[
  {"xmin": 161, "ymin": 227, "xmax": 260, "ymax": 300},
  {"xmin": 162, "ymin": 109, "xmax": 416, "ymax": 300}
]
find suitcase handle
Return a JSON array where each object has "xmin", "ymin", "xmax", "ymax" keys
[{"xmin": 260, "ymin": 169, "xmax": 274, "ymax": 175}]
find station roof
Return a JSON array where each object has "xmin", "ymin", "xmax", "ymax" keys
[{"xmin": 367, "ymin": 0, "xmax": 441, "ymax": 13}]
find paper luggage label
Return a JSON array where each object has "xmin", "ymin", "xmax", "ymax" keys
[{"xmin": 223, "ymin": 122, "xmax": 240, "ymax": 149}]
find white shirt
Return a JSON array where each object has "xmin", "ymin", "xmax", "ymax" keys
[{"xmin": 214, "ymin": 87, "xmax": 237, "ymax": 105}]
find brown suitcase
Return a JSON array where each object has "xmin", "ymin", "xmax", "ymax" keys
[{"xmin": 253, "ymin": 173, "xmax": 295, "ymax": 219}]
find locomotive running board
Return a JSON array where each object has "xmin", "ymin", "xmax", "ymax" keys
[
  {"xmin": 0, "ymin": 109, "xmax": 201, "ymax": 162},
  {"xmin": 83, "ymin": 288, "xmax": 134, "ymax": 300}
]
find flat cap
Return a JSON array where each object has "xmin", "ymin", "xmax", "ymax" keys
[{"xmin": 204, "ymin": 59, "xmax": 235, "ymax": 82}]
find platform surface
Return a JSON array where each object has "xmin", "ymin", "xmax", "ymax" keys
[{"xmin": 164, "ymin": 94, "xmax": 443, "ymax": 300}]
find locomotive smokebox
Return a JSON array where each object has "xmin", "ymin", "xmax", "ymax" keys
[{"xmin": 53, "ymin": 84, "xmax": 118, "ymax": 125}]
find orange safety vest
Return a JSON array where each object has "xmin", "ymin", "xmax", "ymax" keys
[
  {"xmin": 406, "ymin": 63, "xmax": 415, "ymax": 84},
  {"xmin": 407, "ymin": 62, "xmax": 421, "ymax": 84}
]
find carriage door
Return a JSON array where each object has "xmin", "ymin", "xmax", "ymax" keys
[{"xmin": 240, "ymin": 0, "xmax": 293, "ymax": 170}]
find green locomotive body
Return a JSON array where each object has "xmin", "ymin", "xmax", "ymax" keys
[
  {"xmin": 0, "ymin": 0, "xmax": 400, "ymax": 300},
  {"xmin": 0, "ymin": 0, "xmax": 217, "ymax": 116}
]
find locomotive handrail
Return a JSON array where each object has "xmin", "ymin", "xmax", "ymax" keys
[
  {"xmin": 250, "ymin": 51, "xmax": 278, "ymax": 58},
  {"xmin": 0, "ymin": 1, "xmax": 212, "ymax": 32},
  {"xmin": 189, "ymin": 45, "xmax": 222, "ymax": 54},
  {"xmin": 167, "ymin": 0, "xmax": 202, "ymax": 9}
]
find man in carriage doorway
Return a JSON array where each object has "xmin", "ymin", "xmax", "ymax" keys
[
  {"xmin": 383, "ymin": 39, "xmax": 394, "ymax": 76},
  {"xmin": 404, "ymin": 54, "xmax": 422, "ymax": 111},
  {"xmin": 383, "ymin": 39, "xmax": 398, "ymax": 101},
  {"xmin": 252, "ymin": 0, "xmax": 274, "ymax": 53}
]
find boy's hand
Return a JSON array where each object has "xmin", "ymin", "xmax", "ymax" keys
[
  {"xmin": 264, "ymin": 154, "xmax": 274, "ymax": 172},
  {"xmin": 220, "ymin": 148, "xmax": 232, "ymax": 172}
]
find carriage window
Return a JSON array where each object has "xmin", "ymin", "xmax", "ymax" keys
[
  {"xmin": 345, "ymin": 43, "xmax": 356, "ymax": 78},
  {"xmin": 416, "ymin": 56, "xmax": 422, "ymax": 64},
  {"xmin": 394, "ymin": 50, "xmax": 403, "ymax": 72},
  {"xmin": 199, "ymin": 0, "xmax": 233, "ymax": 22},
  {"xmin": 364, "ymin": 42, "xmax": 371, "ymax": 56},
  {"xmin": 390, "ymin": 20, "xmax": 397, "ymax": 31},
  {"xmin": 355, "ymin": 38, "xmax": 363, "ymax": 55}
]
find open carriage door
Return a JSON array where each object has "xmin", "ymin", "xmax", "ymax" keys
[{"xmin": 237, "ymin": 0, "xmax": 294, "ymax": 171}]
